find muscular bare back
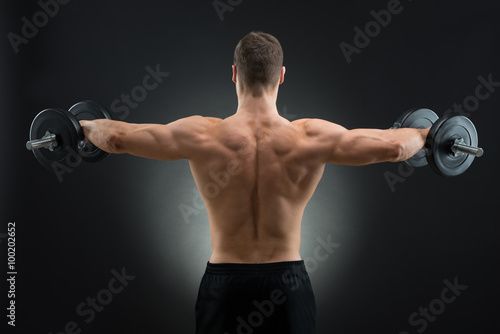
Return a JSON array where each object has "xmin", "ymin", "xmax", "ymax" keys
[
  {"xmin": 188, "ymin": 113, "xmax": 326, "ymax": 263},
  {"xmin": 82, "ymin": 98, "xmax": 426, "ymax": 265}
]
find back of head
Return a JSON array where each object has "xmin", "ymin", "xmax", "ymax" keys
[{"xmin": 233, "ymin": 32, "xmax": 284, "ymax": 96}]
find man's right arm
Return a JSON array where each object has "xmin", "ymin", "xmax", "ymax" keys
[
  {"xmin": 299, "ymin": 119, "xmax": 429, "ymax": 166},
  {"xmin": 80, "ymin": 115, "xmax": 220, "ymax": 161}
]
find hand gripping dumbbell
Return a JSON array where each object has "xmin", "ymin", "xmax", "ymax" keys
[
  {"xmin": 26, "ymin": 100, "xmax": 112, "ymax": 170},
  {"xmin": 392, "ymin": 108, "xmax": 484, "ymax": 177}
]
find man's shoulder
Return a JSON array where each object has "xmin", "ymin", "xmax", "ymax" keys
[
  {"xmin": 291, "ymin": 118, "xmax": 329, "ymax": 133},
  {"xmin": 183, "ymin": 115, "xmax": 223, "ymax": 123},
  {"xmin": 203, "ymin": 116, "xmax": 224, "ymax": 124},
  {"xmin": 177, "ymin": 116, "xmax": 223, "ymax": 131},
  {"xmin": 290, "ymin": 118, "xmax": 328, "ymax": 126},
  {"xmin": 290, "ymin": 118, "xmax": 346, "ymax": 140}
]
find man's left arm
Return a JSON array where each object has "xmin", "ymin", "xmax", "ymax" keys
[{"xmin": 80, "ymin": 116, "xmax": 215, "ymax": 161}]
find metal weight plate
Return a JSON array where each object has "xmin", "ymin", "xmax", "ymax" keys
[
  {"xmin": 29, "ymin": 108, "xmax": 83, "ymax": 170},
  {"xmin": 392, "ymin": 108, "xmax": 439, "ymax": 168},
  {"xmin": 69, "ymin": 100, "xmax": 112, "ymax": 163},
  {"xmin": 426, "ymin": 115, "xmax": 478, "ymax": 177}
]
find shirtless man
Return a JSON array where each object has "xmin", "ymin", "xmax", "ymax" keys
[{"xmin": 80, "ymin": 32, "xmax": 429, "ymax": 333}]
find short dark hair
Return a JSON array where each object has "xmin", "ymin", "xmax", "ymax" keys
[{"xmin": 233, "ymin": 32, "xmax": 284, "ymax": 95}]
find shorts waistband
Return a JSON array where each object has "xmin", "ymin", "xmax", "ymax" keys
[{"xmin": 205, "ymin": 260, "xmax": 305, "ymax": 275}]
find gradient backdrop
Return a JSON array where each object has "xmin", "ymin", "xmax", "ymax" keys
[{"xmin": 1, "ymin": 1, "xmax": 499, "ymax": 333}]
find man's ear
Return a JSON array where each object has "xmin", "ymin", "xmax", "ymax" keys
[
  {"xmin": 232, "ymin": 65, "xmax": 237, "ymax": 83},
  {"xmin": 279, "ymin": 66, "xmax": 286, "ymax": 85}
]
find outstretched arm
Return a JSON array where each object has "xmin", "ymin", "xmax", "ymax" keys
[
  {"xmin": 80, "ymin": 116, "xmax": 218, "ymax": 161},
  {"xmin": 299, "ymin": 119, "xmax": 429, "ymax": 166}
]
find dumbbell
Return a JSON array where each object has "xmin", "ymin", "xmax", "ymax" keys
[
  {"xmin": 26, "ymin": 100, "xmax": 112, "ymax": 170},
  {"xmin": 392, "ymin": 108, "xmax": 484, "ymax": 177}
]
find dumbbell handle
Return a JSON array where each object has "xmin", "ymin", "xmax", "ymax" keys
[
  {"xmin": 451, "ymin": 139, "xmax": 484, "ymax": 157},
  {"xmin": 26, "ymin": 133, "xmax": 57, "ymax": 151}
]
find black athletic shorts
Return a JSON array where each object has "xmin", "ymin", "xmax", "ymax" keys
[{"xmin": 195, "ymin": 260, "xmax": 316, "ymax": 334}]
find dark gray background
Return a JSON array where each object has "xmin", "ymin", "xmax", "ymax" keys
[{"xmin": 1, "ymin": 0, "xmax": 499, "ymax": 333}]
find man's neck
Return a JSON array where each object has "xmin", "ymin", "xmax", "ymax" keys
[{"xmin": 235, "ymin": 91, "xmax": 280, "ymax": 116}]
